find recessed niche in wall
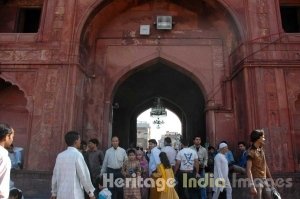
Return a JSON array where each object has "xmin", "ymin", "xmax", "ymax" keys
[
  {"xmin": 16, "ymin": 7, "xmax": 42, "ymax": 33},
  {"xmin": 280, "ymin": 6, "xmax": 300, "ymax": 33}
]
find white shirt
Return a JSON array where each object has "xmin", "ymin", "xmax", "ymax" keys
[
  {"xmin": 213, "ymin": 153, "xmax": 229, "ymax": 192},
  {"xmin": 0, "ymin": 146, "xmax": 11, "ymax": 199},
  {"xmin": 101, "ymin": 147, "xmax": 127, "ymax": 175},
  {"xmin": 51, "ymin": 147, "xmax": 95, "ymax": 199},
  {"xmin": 149, "ymin": 146, "xmax": 161, "ymax": 175},
  {"xmin": 176, "ymin": 147, "xmax": 198, "ymax": 171},
  {"xmin": 161, "ymin": 146, "xmax": 177, "ymax": 166}
]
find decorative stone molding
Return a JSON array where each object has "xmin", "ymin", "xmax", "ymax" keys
[
  {"xmin": 256, "ymin": 0, "xmax": 270, "ymax": 40},
  {"xmin": 0, "ymin": 50, "xmax": 52, "ymax": 62}
]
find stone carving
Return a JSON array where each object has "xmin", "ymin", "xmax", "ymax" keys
[
  {"xmin": 0, "ymin": 51, "xmax": 14, "ymax": 61},
  {"xmin": 212, "ymin": 45, "xmax": 223, "ymax": 69},
  {"xmin": 45, "ymin": 70, "xmax": 58, "ymax": 92},
  {"xmin": 286, "ymin": 71, "xmax": 300, "ymax": 102},
  {"xmin": 0, "ymin": 50, "xmax": 51, "ymax": 62},
  {"xmin": 264, "ymin": 69, "xmax": 279, "ymax": 126},
  {"xmin": 52, "ymin": 0, "xmax": 65, "ymax": 41},
  {"xmin": 256, "ymin": 0, "xmax": 270, "ymax": 39},
  {"xmin": 15, "ymin": 50, "xmax": 48, "ymax": 61}
]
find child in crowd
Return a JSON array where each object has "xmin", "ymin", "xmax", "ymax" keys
[
  {"xmin": 121, "ymin": 149, "xmax": 141, "ymax": 199},
  {"xmin": 95, "ymin": 176, "xmax": 112, "ymax": 199},
  {"xmin": 9, "ymin": 188, "xmax": 23, "ymax": 199},
  {"xmin": 136, "ymin": 149, "xmax": 149, "ymax": 199}
]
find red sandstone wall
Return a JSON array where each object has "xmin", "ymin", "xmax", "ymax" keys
[
  {"xmin": 285, "ymin": 69, "xmax": 300, "ymax": 172},
  {"xmin": 0, "ymin": 0, "xmax": 299, "ymax": 173}
]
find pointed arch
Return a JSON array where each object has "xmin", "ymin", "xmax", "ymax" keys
[
  {"xmin": 0, "ymin": 77, "xmax": 30, "ymax": 169},
  {"xmin": 111, "ymin": 60, "xmax": 206, "ymax": 147},
  {"xmin": 72, "ymin": 0, "xmax": 246, "ymax": 62},
  {"xmin": 110, "ymin": 56, "xmax": 209, "ymax": 103}
]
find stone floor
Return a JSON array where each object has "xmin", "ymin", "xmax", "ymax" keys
[{"xmin": 11, "ymin": 170, "xmax": 298, "ymax": 199}]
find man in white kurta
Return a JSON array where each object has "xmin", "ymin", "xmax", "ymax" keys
[
  {"xmin": 0, "ymin": 124, "xmax": 14, "ymax": 199},
  {"xmin": 212, "ymin": 143, "xmax": 232, "ymax": 199},
  {"xmin": 51, "ymin": 131, "xmax": 95, "ymax": 199},
  {"xmin": 0, "ymin": 144, "xmax": 12, "ymax": 199}
]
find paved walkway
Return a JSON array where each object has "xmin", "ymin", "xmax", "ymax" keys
[{"xmin": 11, "ymin": 170, "xmax": 295, "ymax": 199}]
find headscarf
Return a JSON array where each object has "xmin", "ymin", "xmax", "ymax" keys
[{"xmin": 136, "ymin": 150, "xmax": 148, "ymax": 176}]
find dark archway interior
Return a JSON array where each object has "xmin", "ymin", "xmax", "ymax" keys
[{"xmin": 112, "ymin": 61, "xmax": 205, "ymax": 148}]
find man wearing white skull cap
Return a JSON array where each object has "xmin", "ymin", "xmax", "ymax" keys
[{"xmin": 212, "ymin": 142, "xmax": 232, "ymax": 199}]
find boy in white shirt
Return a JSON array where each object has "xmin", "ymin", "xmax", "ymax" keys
[{"xmin": 174, "ymin": 138, "xmax": 200, "ymax": 199}]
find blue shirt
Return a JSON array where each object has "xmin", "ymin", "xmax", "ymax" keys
[
  {"xmin": 98, "ymin": 188, "xmax": 111, "ymax": 199},
  {"xmin": 148, "ymin": 146, "xmax": 161, "ymax": 175},
  {"xmin": 238, "ymin": 150, "xmax": 247, "ymax": 168},
  {"xmin": 225, "ymin": 150, "xmax": 235, "ymax": 165}
]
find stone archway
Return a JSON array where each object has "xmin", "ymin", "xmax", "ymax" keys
[
  {"xmin": 0, "ymin": 78, "xmax": 29, "ymax": 168},
  {"xmin": 77, "ymin": 0, "xmax": 243, "ymax": 148},
  {"xmin": 111, "ymin": 60, "xmax": 205, "ymax": 148}
]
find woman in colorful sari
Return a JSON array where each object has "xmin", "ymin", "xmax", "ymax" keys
[
  {"xmin": 136, "ymin": 149, "xmax": 149, "ymax": 199},
  {"xmin": 152, "ymin": 152, "xmax": 179, "ymax": 199}
]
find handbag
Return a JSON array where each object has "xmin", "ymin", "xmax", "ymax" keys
[{"xmin": 271, "ymin": 187, "xmax": 281, "ymax": 199}]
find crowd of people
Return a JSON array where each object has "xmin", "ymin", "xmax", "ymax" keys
[{"xmin": 0, "ymin": 122, "xmax": 277, "ymax": 199}]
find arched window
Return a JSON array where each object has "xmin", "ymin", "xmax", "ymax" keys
[{"xmin": 0, "ymin": 78, "xmax": 29, "ymax": 168}]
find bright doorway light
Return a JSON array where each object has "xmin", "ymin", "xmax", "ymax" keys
[{"xmin": 136, "ymin": 108, "xmax": 182, "ymax": 149}]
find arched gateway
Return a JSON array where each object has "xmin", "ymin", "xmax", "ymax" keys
[
  {"xmin": 77, "ymin": 0, "xmax": 241, "ymax": 149},
  {"xmin": 112, "ymin": 59, "xmax": 205, "ymax": 148},
  {"xmin": 0, "ymin": 0, "xmax": 300, "ymax": 179},
  {"xmin": 1, "ymin": 0, "xmax": 299, "ymax": 197}
]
